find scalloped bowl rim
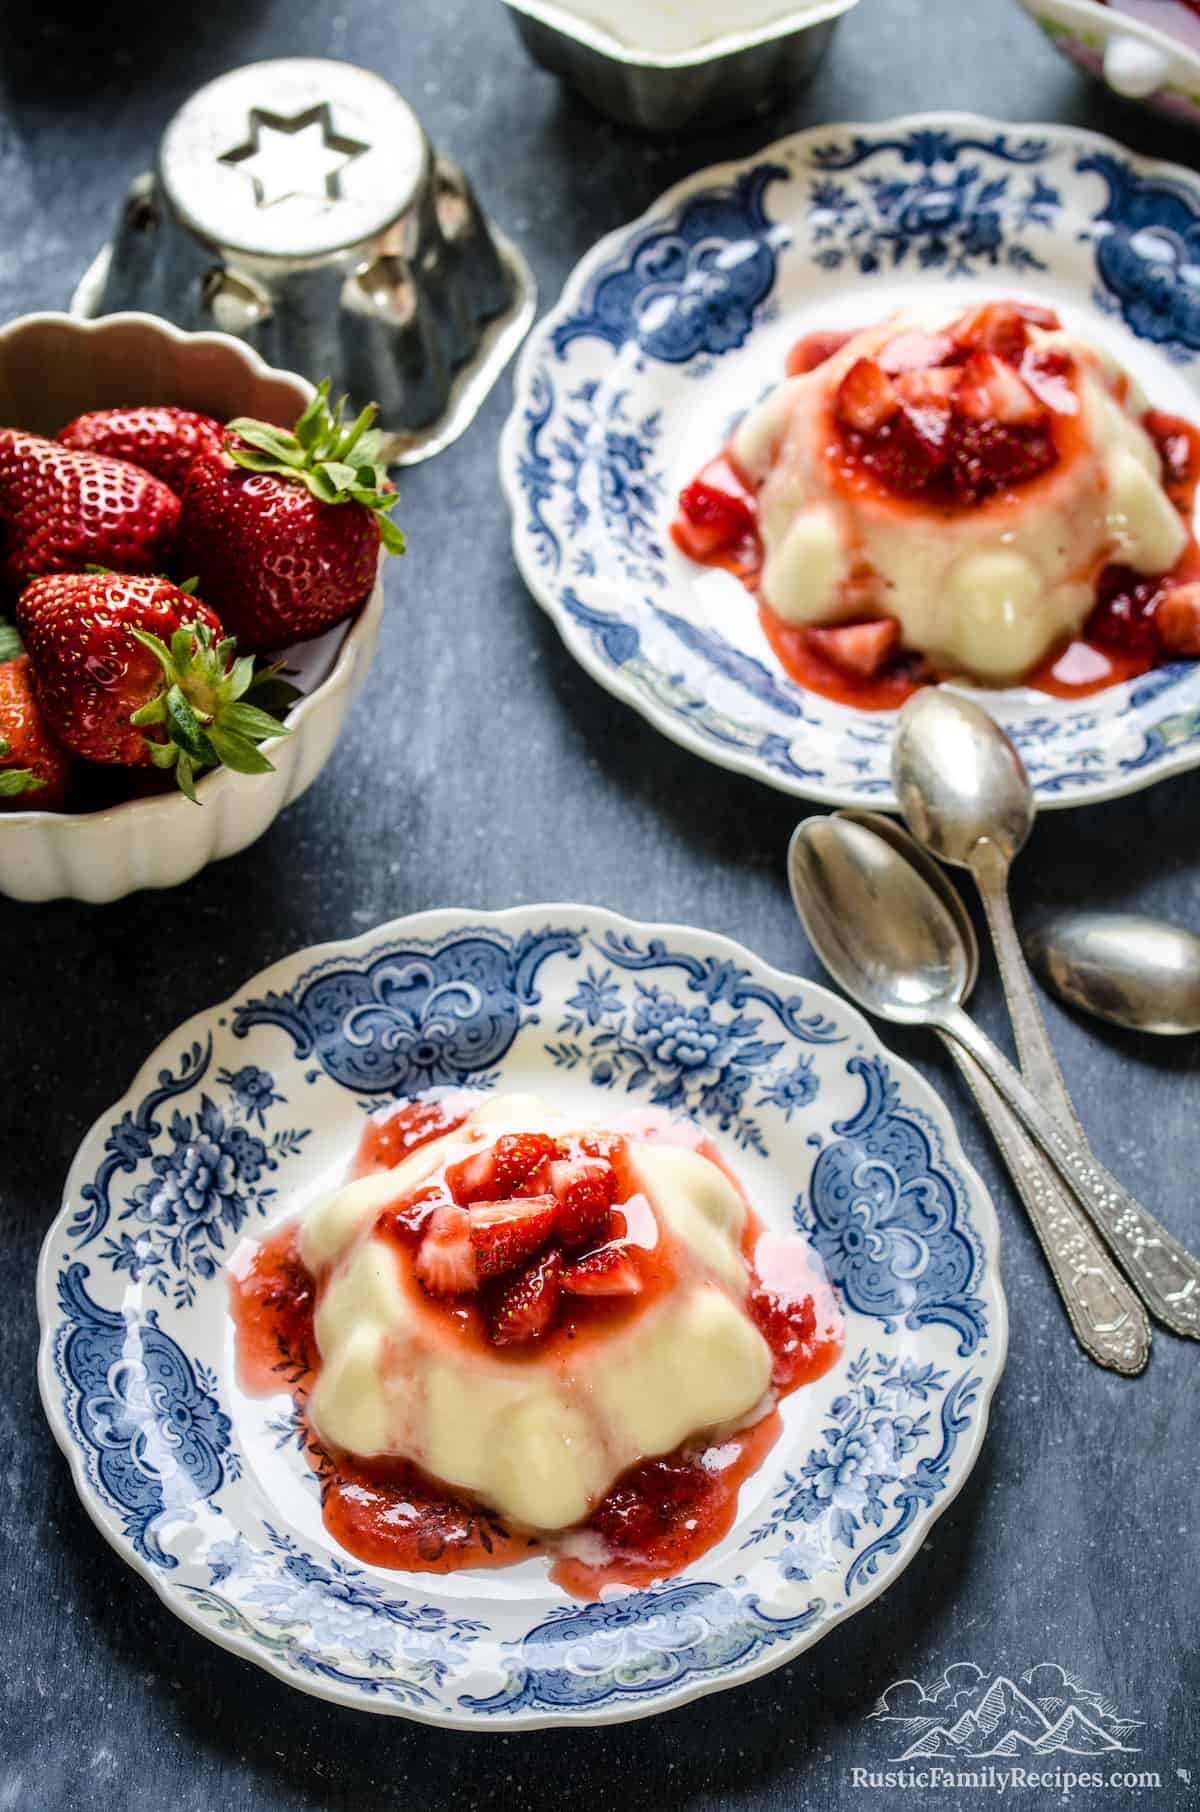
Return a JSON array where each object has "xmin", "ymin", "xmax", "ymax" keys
[
  {"xmin": 35, "ymin": 900, "xmax": 1007, "ymax": 1728},
  {"xmin": 502, "ymin": 0, "xmax": 858, "ymax": 69},
  {"xmin": 0, "ymin": 310, "xmax": 382, "ymax": 833}
]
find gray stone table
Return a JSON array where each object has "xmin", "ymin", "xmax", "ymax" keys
[{"xmin": 0, "ymin": 0, "xmax": 1196, "ymax": 1806}]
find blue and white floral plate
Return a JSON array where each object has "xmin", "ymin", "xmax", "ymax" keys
[
  {"xmin": 37, "ymin": 906, "xmax": 1005, "ymax": 1727},
  {"xmin": 501, "ymin": 112, "xmax": 1200, "ymax": 809}
]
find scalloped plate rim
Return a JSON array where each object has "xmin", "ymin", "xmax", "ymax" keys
[{"xmin": 36, "ymin": 901, "xmax": 1007, "ymax": 1728}]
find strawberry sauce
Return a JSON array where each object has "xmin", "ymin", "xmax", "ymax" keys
[
  {"xmin": 229, "ymin": 1100, "xmax": 842, "ymax": 1600},
  {"xmin": 671, "ymin": 322, "xmax": 1200, "ymax": 709}
]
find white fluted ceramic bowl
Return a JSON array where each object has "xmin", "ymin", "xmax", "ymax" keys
[{"xmin": 0, "ymin": 313, "xmax": 384, "ymax": 904}]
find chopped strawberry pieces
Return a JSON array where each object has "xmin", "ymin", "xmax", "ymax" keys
[
  {"xmin": 676, "ymin": 475, "xmax": 755, "ymax": 558},
  {"xmin": 414, "ymin": 1205, "xmax": 478, "ymax": 1295},
  {"xmin": 806, "ymin": 618, "xmax": 901, "ymax": 679},
  {"xmin": 577, "ymin": 1131, "xmax": 622, "ymax": 1162},
  {"xmin": 468, "ymin": 1195, "xmax": 557, "ymax": 1279},
  {"xmin": 954, "ymin": 352, "xmax": 1045, "ymax": 427},
  {"xmin": 894, "ymin": 366, "xmax": 959, "ymax": 408},
  {"xmin": 561, "ymin": 1247, "xmax": 644, "ymax": 1296},
  {"xmin": 750, "ymin": 1289, "xmax": 818, "ymax": 1390},
  {"xmin": 414, "ymin": 1132, "xmax": 639, "ymax": 1338},
  {"xmin": 444, "ymin": 1146, "xmax": 495, "ymax": 1204},
  {"xmin": 447, "ymin": 1131, "xmax": 558, "ymax": 1204},
  {"xmin": 834, "ymin": 359, "xmax": 899, "ymax": 434},
  {"xmin": 1086, "ymin": 565, "xmax": 1164, "ymax": 656},
  {"xmin": 491, "ymin": 1132, "xmax": 559, "ymax": 1196},
  {"xmin": 877, "ymin": 330, "xmax": 954, "ymax": 375},
  {"xmin": 550, "ymin": 1156, "xmax": 618, "ymax": 1247},
  {"xmin": 785, "ymin": 330, "xmax": 852, "ymax": 375},
  {"xmin": 951, "ymin": 304, "xmax": 1027, "ymax": 363},
  {"xmin": 950, "ymin": 300, "xmax": 1059, "ymax": 363},
  {"xmin": 828, "ymin": 306, "xmax": 1066, "ymax": 506},
  {"xmin": 946, "ymin": 418, "xmax": 1057, "ymax": 503},
  {"xmin": 898, "ymin": 398, "xmax": 955, "ymax": 464},
  {"xmin": 1153, "ymin": 583, "xmax": 1200, "ymax": 657},
  {"xmin": 1019, "ymin": 346, "xmax": 1078, "ymax": 416},
  {"xmin": 856, "ymin": 403, "xmax": 952, "ymax": 494},
  {"xmin": 589, "ymin": 1454, "xmax": 709, "ymax": 1554},
  {"xmin": 488, "ymin": 1248, "xmax": 562, "ymax": 1346},
  {"xmin": 376, "ymin": 1184, "xmax": 452, "ymax": 1247},
  {"xmin": 1014, "ymin": 301, "xmax": 1061, "ymax": 330}
]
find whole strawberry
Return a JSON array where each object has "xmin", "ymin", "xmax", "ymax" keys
[
  {"xmin": 175, "ymin": 381, "xmax": 404, "ymax": 651},
  {"xmin": 0, "ymin": 635, "xmax": 72, "ymax": 809},
  {"xmin": 16, "ymin": 573, "xmax": 295, "ymax": 800},
  {"xmin": 59, "ymin": 405, "xmax": 224, "ymax": 493},
  {"xmin": 0, "ymin": 430, "xmax": 179, "ymax": 592}
]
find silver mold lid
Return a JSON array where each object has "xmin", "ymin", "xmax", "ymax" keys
[{"xmin": 71, "ymin": 57, "xmax": 536, "ymax": 464}]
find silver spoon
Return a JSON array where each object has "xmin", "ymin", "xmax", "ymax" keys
[
  {"xmin": 787, "ymin": 814, "xmax": 1200, "ymax": 1340},
  {"xmin": 838, "ymin": 811, "xmax": 1149, "ymax": 1373},
  {"xmin": 1027, "ymin": 911, "xmax": 1200, "ymax": 1037},
  {"xmin": 893, "ymin": 688, "xmax": 1088, "ymax": 1138},
  {"xmin": 892, "ymin": 689, "xmax": 1200, "ymax": 1336}
]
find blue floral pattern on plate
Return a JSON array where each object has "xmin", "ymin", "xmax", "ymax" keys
[
  {"xmin": 38, "ymin": 906, "xmax": 1005, "ymax": 1727},
  {"xmin": 551, "ymin": 164, "xmax": 788, "ymax": 363},
  {"xmin": 52, "ymin": 1262, "xmax": 233, "ymax": 1564},
  {"xmin": 500, "ymin": 113, "xmax": 1200, "ymax": 812},
  {"xmin": 801, "ymin": 1056, "xmax": 987, "ymax": 1354}
]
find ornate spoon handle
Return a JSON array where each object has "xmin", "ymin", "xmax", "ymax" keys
[
  {"xmin": 968, "ymin": 837, "xmax": 1086, "ymax": 1140},
  {"xmin": 941, "ymin": 1002, "xmax": 1200, "ymax": 1340},
  {"xmin": 940, "ymin": 1033, "xmax": 1150, "ymax": 1373}
]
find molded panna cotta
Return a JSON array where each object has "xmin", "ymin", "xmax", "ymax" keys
[
  {"xmin": 735, "ymin": 308, "xmax": 1183, "ymax": 679},
  {"xmin": 303, "ymin": 1094, "xmax": 772, "ymax": 1530},
  {"xmin": 671, "ymin": 299, "xmax": 1200, "ymax": 705},
  {"xmin": 231, "ymin": 1090, "xmax": 844, "ymax": 1594}
]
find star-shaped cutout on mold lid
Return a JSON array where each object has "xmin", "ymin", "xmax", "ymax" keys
[{"xmin": 219, "ymin": 103, "xmax": 368, "ymax": 209}]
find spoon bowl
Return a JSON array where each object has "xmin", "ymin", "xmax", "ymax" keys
[
  {"xmin": 893, "ymin": 688, "xmax": 1034, "ymax": 868},
  {"xmin": 787, "ymin": 815, "xmax": 971, "ymax": 1025},
  {"xmin": 893, "ymin": 683, "xmax": 1091, "ymax": 1156},
  {"xmin": 837, "ymin": 809, "xmax": 980, "ymax": 1000},
  {"xmin": 1026, "ymin": 911, "xmax": 1200, "ymax": 1036}
]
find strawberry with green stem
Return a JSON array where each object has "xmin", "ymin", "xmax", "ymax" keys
[
  {"xmin": 176, "ymin": 381, "xmax": 405, "ymax": 651},
  {"xmin": 16, "ymin": 572, "xmax": 299, "ymax": 802}
]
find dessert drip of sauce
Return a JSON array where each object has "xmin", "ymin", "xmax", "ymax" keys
[
  {"xmin": 230, "ymin": 1095, "xmax": 842, "ymax": 1600},
  {"xmin": 671, "ymin": 303, "xmax": 1200, "ymax": 709}
]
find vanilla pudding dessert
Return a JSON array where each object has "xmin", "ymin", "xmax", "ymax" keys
[
  {"xmin": 303, "ymin": 1091, "xmax": 776, "ymax": 1529},
  {"xmin": 672, "ymin": 299, "xmax": 1200, "ymax": 704},
  {"xmin": 231, "ymin": 1089, "xmax": 843, "ymax": 1596}
]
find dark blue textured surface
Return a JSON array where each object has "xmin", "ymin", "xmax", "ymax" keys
[{"xmin": 1, "ymin": 0, "xmax": 1197, "ymax": 1805}]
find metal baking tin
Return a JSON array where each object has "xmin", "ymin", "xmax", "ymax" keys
[
  {"xmin": 70, "ymin": 58, "xmax": 536, "ymax": 465},
  {"xmin": 502, "ymin": 0, "xmax": 859, "ymax": 132}
]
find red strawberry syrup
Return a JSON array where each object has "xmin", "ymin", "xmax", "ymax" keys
[
  {"xmin": 670, "ymin": 328, "xmax": 1200, "ymax": 710},
  {"xmin": 229, "ymin": 1101, "xmax": 842, "ymax": 1600}
]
